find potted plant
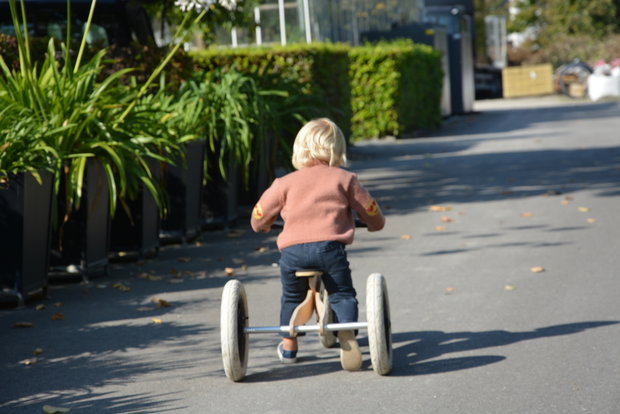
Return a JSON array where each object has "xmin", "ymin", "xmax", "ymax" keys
[{"xmin": 0, "ymin": 108, "xmax": 57, "ymax": 305}]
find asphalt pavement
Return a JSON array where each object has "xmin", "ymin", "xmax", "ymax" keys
[{"xmin": 1, "ymin": 95, "xmax": 619, "ymax": 414}]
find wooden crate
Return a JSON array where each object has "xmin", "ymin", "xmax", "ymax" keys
[{"xmin": 502, "ymin": 64, "xmax": 554, "ymax": 98}]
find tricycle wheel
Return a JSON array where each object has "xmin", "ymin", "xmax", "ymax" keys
[
  {"xmin": 366, "ymin": 273, "xmax": 392, "ymax": 375},
  {"xmin": 220, "ymin": 279, "xmax": 249, "ymax": 381}
]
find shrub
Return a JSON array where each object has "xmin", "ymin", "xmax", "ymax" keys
[{"xmin": 349, "ymin": 40, "xmax": 443, "ymax": 140}]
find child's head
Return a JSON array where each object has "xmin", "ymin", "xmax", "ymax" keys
[{"xmin": 292, "ymin": 118, "xmax": 347, "ymax": 170}]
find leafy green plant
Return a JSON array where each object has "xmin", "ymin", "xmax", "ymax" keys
[
  {"xmin": 0, "ymin": 0, "xmax": 223, "ymax": 215},
  {"xmin": 349, "ymin": 40, "xmax": 443, "ymax": 140}
]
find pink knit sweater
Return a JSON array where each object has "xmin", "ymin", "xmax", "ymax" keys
[{"xmin": 251, "ymin": 164, "xmax": 385, "ymax": 250}]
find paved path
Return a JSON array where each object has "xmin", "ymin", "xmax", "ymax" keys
[{"xmin": 1, "ymin": 96, "xmax": 619, "ymax": 413}]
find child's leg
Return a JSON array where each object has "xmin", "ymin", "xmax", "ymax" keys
[
  {"xmin": 319, "ymin": 243, "xmax": 358, "ymax": 323},
  {"xmin": 279, "ymin": 245, "xmax": 311, "ymax": 350}
]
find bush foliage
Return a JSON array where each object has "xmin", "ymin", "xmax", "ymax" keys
[{"xmin": 349, "ymin": 40, "xmax": 442, "ymax": 140}]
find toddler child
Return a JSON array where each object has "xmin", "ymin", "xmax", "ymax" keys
[{"xmin": 250, "ymin": 118, "xmax": 385, "ymax": 371}]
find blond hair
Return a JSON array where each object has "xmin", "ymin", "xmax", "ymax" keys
[{"xmin": 291, "ymin": 118, "xmax": 347, "ymax": 170}]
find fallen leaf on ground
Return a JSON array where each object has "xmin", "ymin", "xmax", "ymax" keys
[
  {"xmin": 560, "ymin": 199, "xmax": 570, "ymax": 206},
  {"xmin": 33, "ymin": 348, "xmax": 43, "ymax": 356},
  {"xmin": 504, "ymin": 285, "xmax": 516, "ymax": 291},
  {"xmin": 232, "ymin": 258, "xmax": 245, "ymax": 265},
  {"xmin": 136, "ymin": 272, "xmax": 150, "ymax": 279},
  {"xmin": 445, "ymin": 287, "xmax": 457, "ymax": 294},
  {"xmin": 51, "ymin": 312, "xmax": 65, "ymax": 321},
  {"xmin": 53, "ymin": 302, "xmax": 63, "ymax": 308},
  {"xmin": 435, "ymin": 226, "xmax": 447, "ymax": 232},
  {"xmin": 530, "ymin": 266, "xmax": 545, "ymax": 273},
  {"xmin": 225, "ymin": 267, "xmax": 235, "ymax": 276},
  {"xmin": 169, "ymin": 268, "xmax": 179, "ymax": 276},
  {"xmin": 440, "ymin": 216, "xmax": 453, "ymax": 223},
  {"xmin": 148, "ymin": 275, "xmax": 163, "ymax": 281},
  {"xmin": 152, "ymin": 298, "xmax": 171, "ymax": 308},
  {"xmin": 429, "ymin": 205, "xmax": 452, "ymax": 212},
  {"xmin": 587, "ymin": 218, "xmax": 597, "ymax": 223},
  {"xmin": 20, "ymin": 357, "xmax": 38, "ymax": 366},
  {"xmin": 43, "ymin": 405, "xmax": 71, "ymax": 413},
  {"xmin": 520, "ymin": 212, "xmax": 534, "ymax": 217},
  {"xmin": 35, "ymin": 304, "xmax": 46, "ymax": 311},
  {"xmin": 176, "ymin": 257, "xmax": 192, "ymax": 263},
  {"xmin": 12, "ymin": 321, "xmax": 33, "ymax": 328},
  {"xmin": 578, "ymin": 207, "xmax": 590, "ymax": 213},
  {"xmin": 112, "ymin": 283, "xmax": 130, "ymax": 292},
  {"xmin": 227, "ymin": 230, "xmax": 245, "ymax": 238},
  {"xmin": 400, "ymin": 234, "xmax": 412, "ymax": 240},
  {"xmin": 256, "ymin": 246, "xmax": 269, "ymax": 253},
  {"xmin": 152, "ymin": 318, "xmax": 163, "ymax": 324},
  {"xmin": 565, "ymin": 196, "xmax": 574, "ymax": 201}
]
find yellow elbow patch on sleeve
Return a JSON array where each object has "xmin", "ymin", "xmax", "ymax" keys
[
  {"xmin": 253, "ymin": 203, "xmax": 264, "ymax": 220},
  {"xmin": 365, "ymin": 199, "xmax": 380, "ymax": 216}
]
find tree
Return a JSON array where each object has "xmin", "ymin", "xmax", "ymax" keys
[{"xmin": 508, "ymin": 0, "xmax": 620, "ymax": 48}]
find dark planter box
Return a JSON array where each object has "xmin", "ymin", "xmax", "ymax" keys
[
  {"xmin": 110, "ymin": 161, "xmax": 160, "ymax": 260},
  {"xmin": 203, "ymin": 162, "xmax": 239, "ymax": 230},
  {"xmin": 160, "ymin": 139, "xmax": 205, "ymax": 243},
  {"xmin": 50, "ymin": 159, "xmax": 110, "ymax": 279},
  {"xmin": 0, "ymin": 171, "xmax": 54, "ymax": 306}
]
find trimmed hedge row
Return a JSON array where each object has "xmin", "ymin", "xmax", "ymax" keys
[
  {"xmin": 350, "ymin": 40, "xmax": 443, "ymax": 140},
  {"xmin": 191, "ymin": 39, "xmax": 443, "ymax": 141},
  {"xmin": 191, "ymin": 43, "xmax": 352, "ymax": 140}
]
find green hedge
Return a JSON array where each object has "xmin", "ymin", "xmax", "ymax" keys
[
  {"xmin": 192, "ymin": 40, "xmax": 442, "ymax": 142},
  {"xmin": 349, "ymin": 40, "xmax": 443, "ymax": 140},
  {"xmin": 191, "ymin": 43, "xmax": 351, "ymax": 140}
]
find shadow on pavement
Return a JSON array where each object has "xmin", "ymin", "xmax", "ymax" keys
[{"xmin": 390, "ymin": 320, "xmax": 619, "ymax": 376}]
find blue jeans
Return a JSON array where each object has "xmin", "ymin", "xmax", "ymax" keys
[{"xmin": 279, "ymin": 241, "xmax": 358, "ymax": 338}]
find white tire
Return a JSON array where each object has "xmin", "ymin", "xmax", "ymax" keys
[
  {"xmin": 366, "ymin": 273, "xmax": 392, "ymax": 375},
  {"xmin": 220, "ymin": 279, "xmax": 249, "ymax": 381}
]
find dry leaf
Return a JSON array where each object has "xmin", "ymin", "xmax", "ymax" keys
[
  {"xmin": 35, "ymin": 304, "xmax": 46, "ymax": 311},
  {"xmin": 177, "ymin": 257, "xmax": 192, "ymax": 263},
  {"xmin": 152, "ymin": 318, "xmax": 163, "ymax": 324},
  {"xmin": 256, "ymin": 246, "xmax": 269, "ymax": 253},
  {"xmin": 435, "ymin": 226, "xmax": 447, "ymax": 232},
  {"xmin": 429, "ymin": 205, "xmax": 452, "ymax": 212},
  {"xmin": 20, "ymin": 357, "xmax": 38, "ymax": 366},
  {"xmin": 12, "ymin": 321, "xmax": 33, "ymax": 328},
  {"xmin": 53, "ymin": 302, "xmax": 63, "ymax": 308},
  {"xmin": 578, "ymin": 207, "xmax": 590, "ymax": 213},
  {"xmin": 43, "ymin": 405, "xmax": 71, "ymax": 414},
  {"xmin": 33, "ymin": 348, "xmax": 44, "ymax": 356},
  {"xmin": 400, "ymin": 234, "xmax": 412, "ymax": 240},
  {"xmin": 565, "ymin": 196, "xmax": 574, "ymax": 201},
  {"xmin": 530, "ymin": 266, "xmax": 545, "ymax": 273},
  {"xmin": 440, "ymin": 216, "xmax": 453, "ymax": 223},
  {"xmin": 504, "ymin": 285, "xmax": 516, "ymax": 291},
  {"xmin": 225, "ymin": 267, "xmax": 236, "ymax": 276},
  {"xmin": 232, "ymin": 258, "xmax": 245, "ymax": 265},
  {"xmin": 51, "ymin": 312, "xmax": 65, "ymax": 321},
  {"xmin": 169, "ymin": 268, "xmax": 179, "ymax": 276},
  {"xmin": 445, "ymin": 287, "xmax": 456, "ymax": 294},
  {"xmin": 148, "ymin": 275, "xmax": 163, "ymax": 281},
  {"xmin": 152, "ymin": 298, "xmax": 171, "ymax": 308},
  {"xmin": 136, "ymin": 272, "xmax": 150, "ymax": 279},
  {"xmin": 226, "ymin": 230, "xmax": 245, "ymax": 238},
  {"xmin": 112, "ymin": 283, "xmax": 131, "ymax": 292},
  {"xmin": 587, "ymin": 218, "xmax": 597, "ymax": 223},
  {"xmin": 520, "ymin": 212, "xmax": 534, "ymax": 217},
  {"xmin": 560, "ymin": 199, "xmax": 570, "ymax": 206}
]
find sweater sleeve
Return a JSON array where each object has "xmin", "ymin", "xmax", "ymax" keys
[
  {"xmin": 250, "ymin": 179, "xmax": 282, "ymax": 233},
  {"xmin": 348, "ymin": 175, "xmax": 385, "ymax": 232}
]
